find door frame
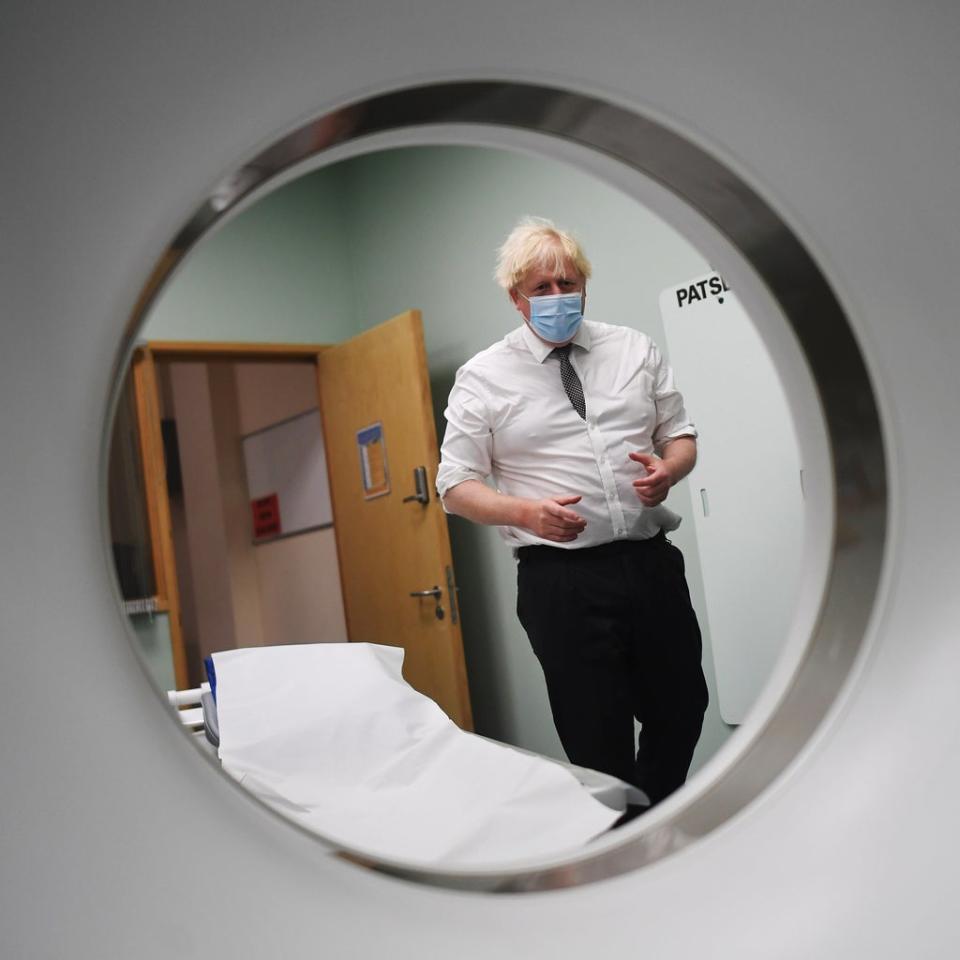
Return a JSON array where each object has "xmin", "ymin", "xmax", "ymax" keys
[{"xmin": 129, "ymin": 340, "xmax": 330, "ymax": 688}]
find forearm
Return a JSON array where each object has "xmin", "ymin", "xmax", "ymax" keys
[
  {"xmin": 442, "ymin": 479, "xmax": 534, "ymax": 528},
  {"xmin": 659, "ymin": 435, "xmax": 697, "ymax": 483}
]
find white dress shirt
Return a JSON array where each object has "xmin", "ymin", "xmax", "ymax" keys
[{"xmin": 436, "ymin": 319, "xmax": 697, "ymax": 549}]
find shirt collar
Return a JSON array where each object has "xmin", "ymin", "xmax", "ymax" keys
[{"xmin": 519, "ymin": 320, "xmax": 593, "ymax": 364}]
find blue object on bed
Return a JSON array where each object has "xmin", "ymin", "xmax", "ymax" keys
[{"xmin": 204, "ymin": 656, "xmax": 217, "ymax": 702}]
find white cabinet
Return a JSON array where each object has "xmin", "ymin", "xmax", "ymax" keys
[{"xmin": 659, "ymin": 273, "xmax": 805, "ymax": 723}]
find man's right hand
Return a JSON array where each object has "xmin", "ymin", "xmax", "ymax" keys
[
  {"xmin": 521, "ymin": 495, "xmax": 587, "ymax": 542},
  {"xmin": 441, "ymin": 481, "xmax": 586, "ymax": 541}
]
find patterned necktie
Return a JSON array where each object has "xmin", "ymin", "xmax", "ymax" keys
[{"xmin": 552, "ymin": 345, "xmax": 586, "ymax": 420}]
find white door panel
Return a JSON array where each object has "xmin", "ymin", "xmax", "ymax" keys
[{"xmin": 660, "ymin": 274, "xmax": 804, "ymax": 722}]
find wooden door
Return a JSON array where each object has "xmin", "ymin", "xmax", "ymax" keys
[{"xmin": 316, "ymin": 311, "xmax": 473, "ymax": 729}]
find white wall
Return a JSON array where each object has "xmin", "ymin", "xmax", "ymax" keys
[{"xmin": 234, "ymin": 362, "xmax": 348, "ymax": 645}]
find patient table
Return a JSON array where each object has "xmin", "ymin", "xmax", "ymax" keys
[{"xmin": 168, "ymin": 643, "xmax": 648, "ymax": 866}]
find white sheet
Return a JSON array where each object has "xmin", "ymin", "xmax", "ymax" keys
[{"xmin": 213, "ymin": 643, "xmax": 622, "ymax": 867}]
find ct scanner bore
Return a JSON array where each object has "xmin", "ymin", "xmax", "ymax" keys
[
  {"xmin": 4, "ymin": 3, "xmax": 960, "ymax": 957},
  {"xmin": 119, "ymin": 81, "xmax": 883, "ymax": 892}
]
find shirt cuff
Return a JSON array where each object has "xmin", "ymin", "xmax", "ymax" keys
[
  {"xmin": 655, "ymin": 424, "xmax": 698, "ymax": 448},
  {"xmin": 435, "ymin": 467, "xmax": 488, "ymax": 508}
]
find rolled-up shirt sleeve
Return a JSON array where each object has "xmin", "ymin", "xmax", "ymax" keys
[
  {"xmin": 436, "ymin": 368, "xmax": 494, "ymax": 506},
  {"xmin": 649, "ymin": 340, "xmax": 698, "ymax": 448}
]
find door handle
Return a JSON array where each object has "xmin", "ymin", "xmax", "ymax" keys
[
  {"xmin": 402, "ymin": 465, "xmax": 430, "ymax": 505},
  {"xmin": 409, "ymin": 585, "xmax": 444, "ymax": 620}
]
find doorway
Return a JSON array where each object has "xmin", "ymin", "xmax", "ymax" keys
[{"xmin": 156, "ymin": 352, "xmax": 348, "ymax": 687}]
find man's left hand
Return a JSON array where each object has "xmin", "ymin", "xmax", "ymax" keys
[{"xmin": 629, "ymin": 452, "xmax": 673, "ymax": 506}]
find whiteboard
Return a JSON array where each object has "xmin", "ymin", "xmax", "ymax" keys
[
  {"xmin": 659, "ymin": 272, "xmax": 805, "ymax": 724},
  {"xmin": 241, "ymin": 409, "xmax": 333, "ymax": 541}
]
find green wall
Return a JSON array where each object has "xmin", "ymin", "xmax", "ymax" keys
[
  {"xmin": 139, "ymin": 144, "xmax": 733, "ymax": 772},
  {"xmin": 144, "ymin": 166, "xmax": 356, "ymax": 344},
  {"xmin": 130, "ymin": 612, "xmax": 176, "ymax": 693}
]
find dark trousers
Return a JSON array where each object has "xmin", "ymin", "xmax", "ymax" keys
[{"xmin": 517, "ymin": 532, "xmax": 708, "ymax": 807}]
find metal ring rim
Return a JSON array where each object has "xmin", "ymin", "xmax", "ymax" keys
[{"xmin": 117, "ymin": 79, "xmax": 887, "ymax": 893}]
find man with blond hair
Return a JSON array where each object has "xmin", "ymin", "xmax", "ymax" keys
[{"xmin": 437, "ymin": 217, "xmax": 708, "ymax": 809}]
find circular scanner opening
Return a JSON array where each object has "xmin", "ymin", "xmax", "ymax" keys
[{"xmin": 104, "ymin": 81, "xmax": 887, "ymax": 892}]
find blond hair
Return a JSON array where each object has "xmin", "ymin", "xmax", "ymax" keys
[{"xmin": 493, "ymin": 217, "xmax": 592, "ymax": 291}]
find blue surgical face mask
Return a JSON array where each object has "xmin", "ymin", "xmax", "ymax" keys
[{"xmin": 520, "ymin": 291, "xmax": 584, "ymax": 343}]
